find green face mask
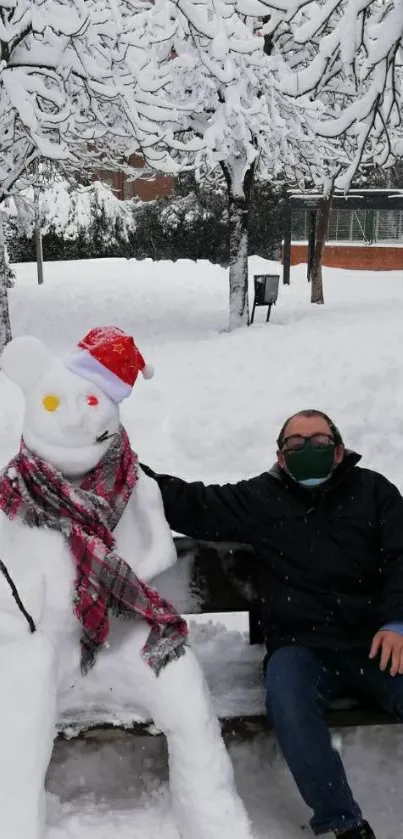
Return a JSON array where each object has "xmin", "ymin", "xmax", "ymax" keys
[{"xmin": 283, "ymin": 441, "xmax": 336, "ymax": 486}]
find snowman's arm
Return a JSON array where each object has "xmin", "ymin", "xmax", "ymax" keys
[
  {"xmin": 140, "ymin": 464, "xmax": 257, "ymax": 544},
  {"xmin": 132, "ymin": 468, "xmax": 178, "ymax": 581}
]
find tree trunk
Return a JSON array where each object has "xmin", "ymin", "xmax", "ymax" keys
[
  {"xmin": 0, "ymin": 218, "xmax": 13, "ymax": 352},
  {"xmin": 221, "ymin": 162, "xmax": 254, "ymax": 330},
  {"xmin": 310, "ymin": 194, "xmax": 332, "ymax": 305},
  {"xmin": 228, "ymin": 192, "xmax": 249, "ymax": 328}
]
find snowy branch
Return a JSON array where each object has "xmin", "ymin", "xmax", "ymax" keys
[{"xmin": 260, "ymin": 0, "xmax": 403, "ymax": 185}]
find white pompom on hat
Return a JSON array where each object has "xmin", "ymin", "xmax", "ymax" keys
[{"xmin": 65, "ymin": 326, "xmax": 154, "ymax": 403}]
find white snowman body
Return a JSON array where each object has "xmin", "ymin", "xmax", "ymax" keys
[{"xmin": 0, "ymin": 335, "xmax": 253, "ymax": 839}]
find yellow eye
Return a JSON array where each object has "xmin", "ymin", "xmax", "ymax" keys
[{"xmin": 42, "ymin": 394, "xmax": 60, "ymax": 412}]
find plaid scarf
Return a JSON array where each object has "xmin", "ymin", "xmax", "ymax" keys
[{"xmin": 0, "ymin": 426, "xmax": 188, "ymax": 675}]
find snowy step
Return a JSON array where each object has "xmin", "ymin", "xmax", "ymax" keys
[{"xmin": 46, "ymin": 723, "xmax": 403, "ymax": 839}]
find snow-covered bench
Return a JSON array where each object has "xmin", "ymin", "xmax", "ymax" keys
[{"xmin": 57, "ymin": 538, "xmax": 397, "ymax": 742}]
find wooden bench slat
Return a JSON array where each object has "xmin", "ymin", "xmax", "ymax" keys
[{"xmin": 57, "ymin": 708, "xmax": 400, "ymax": 743}]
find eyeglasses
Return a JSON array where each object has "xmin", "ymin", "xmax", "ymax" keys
[{"xmin": 281, "ymin": 433, "xmax": 336, "ymax": 452}]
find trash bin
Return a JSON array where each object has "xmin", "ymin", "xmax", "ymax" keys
[{"xmin": 251, "ymin": 274, "xmax": 279, "ymax": 323}]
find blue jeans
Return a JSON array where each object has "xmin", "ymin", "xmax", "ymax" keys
[{"xmin": 265, "ymin": 646, "xmax": 403, "ymax": 835}]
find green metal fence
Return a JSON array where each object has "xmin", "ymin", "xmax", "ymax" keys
[{"xmin": 292, "ymin": 209, "xmax": 403, "ymax": 243}]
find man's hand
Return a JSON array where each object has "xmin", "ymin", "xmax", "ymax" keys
[{"xmin": 369, "ymin": 630, "xmax": 403, "ymax": 676}]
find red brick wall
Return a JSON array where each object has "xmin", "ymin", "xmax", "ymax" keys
[
  {"xmin": 289, "ymin": 243, "xmax": 403, "ymax": 271},
  {"xmin": 93, "ymin": 154, "xmax": 175, "ymax": 202},
  {"xmin": 130, "ymin": 175, "xmax": 175, "ymax": 201}
]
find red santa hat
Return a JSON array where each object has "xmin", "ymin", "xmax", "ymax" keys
[{"xmin": 65, "ymin": 326, "xmax": 153, "ymax": 403}]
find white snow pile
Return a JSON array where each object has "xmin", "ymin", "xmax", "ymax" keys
[{"xmin": 1, "ymin": 255, "xmax": 403, "ymax": 839}]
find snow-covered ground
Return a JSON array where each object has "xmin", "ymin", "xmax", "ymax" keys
[
  {"xmin": 3, "ymin": 256, "xmax": 403, "ymax": 839},
  {"xmin": 5, "ymin": 256, "xmax": 403, "ymax": 486}
]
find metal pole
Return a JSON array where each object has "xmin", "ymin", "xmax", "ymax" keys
[
  {"xmin": 282, "ymin": 202, "xmax": 292, "ymax": 285},
  {"xmin": 35, "ymin": 222, "xmax": 44, "ymax": 285},
  {"xmin": 34, "ymin": 160, "xmax": 44, "ymax": 285}
]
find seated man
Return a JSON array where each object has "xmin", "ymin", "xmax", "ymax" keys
[{"xmin": 143, "ymin": 409, "xmax": 403, "ymax": 839}]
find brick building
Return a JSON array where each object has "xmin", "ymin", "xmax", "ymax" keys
[{"xmin": 94, "ymin": 154, "xmax": 175, "ymax": 202}]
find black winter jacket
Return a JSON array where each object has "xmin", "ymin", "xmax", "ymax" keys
[{"xmin": 144, "ymin": 452, "xmax": 403, "ymax": 654}]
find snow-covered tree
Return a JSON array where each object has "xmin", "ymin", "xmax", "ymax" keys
[
  {"xmin": 0, "ymin": 208, "xmax": 14, "ymax": 348},
  {"xmin": 0, "ymin": 0, "xmax": 192, "ymax": 204},
  {"xmin": 3, "ymin": 0, "xmax": 399, "ymax": 338},
  {"xmin": 139, "ymin": 0, "xmax": 388, "ymax": 324},
  {"xmin": 6, "ymin": 176, "xmax": 138, "ymax": 265},
  {"xmin": 257, "ymin": 0, "xmax": 403, "ymax": 305},
  {"xmin": 143, "ymin": 0, "xmax": 329, "ymax": 328},
  {"xmin": 37, "ymin": 179, "xmax": 135, "ymax": 243},
  {"xmin": 263, "ymin": 0, "xmax": 403, "ymax": 187},
  {"xmin": 0, "ymin": 0, "xmax": 196, "ymax": 349}
]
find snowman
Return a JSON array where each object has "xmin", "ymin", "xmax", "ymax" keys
[{"xmin": 0, "ymin": 326, "xmax": 254, "ymax": 839}]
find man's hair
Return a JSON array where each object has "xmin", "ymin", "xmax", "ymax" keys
[{"xmin": 276, "ymin": 409, "xmax": 344, "ymax": 450}]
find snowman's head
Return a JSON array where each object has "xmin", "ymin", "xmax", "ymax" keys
[{"xmin": 1, "ymin": 327, "xmax": 153, "ymax": 478}]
